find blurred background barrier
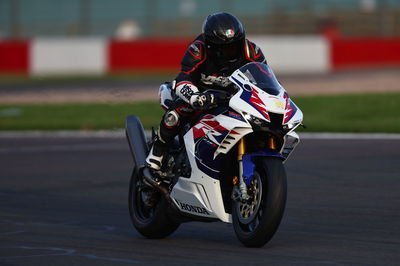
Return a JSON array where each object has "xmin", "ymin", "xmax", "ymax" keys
[
  {"xmin": 0, "ymin": 0, "xmax": 400, "ymax": 75},
  {"xmin": 0, "ymin": 40, "xmax": 29, "ymax": 74},
  {"xmin": 331, "ymin": 37, "xmax": 400, "ymax": 70},
  {"xmin": 1, "ymin": 36, "xmax": 400, "ymax": 75},
  {"xmin": 108, "ymin": 38, "xmax": 191, "ymax": 73},
  {"xmin": 31, "ymin": 38, "xmax": 107, "ymax": 75},
  {"xmin": 248, "ymin": 36, "xmax": 330, "ymax": 74}
]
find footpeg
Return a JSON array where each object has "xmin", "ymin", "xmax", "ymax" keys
[
  {"xmin": 142, "ymin": 167, "xmax": 163, "ymax": 187},
  {"xmin": 141, "ymin": 167, "xmax": 170, "ymax": 200}
]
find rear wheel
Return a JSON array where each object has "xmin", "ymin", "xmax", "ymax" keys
[
  {"xmin": 128, "ymin": 168, "xmax": 180, "ymax": 238},
  {"xmin": 232, "ymin": 157, "xmax": 287, "ymax": 247}
]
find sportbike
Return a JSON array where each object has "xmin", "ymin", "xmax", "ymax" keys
[{"xmin": 126, "ymin": 62, "xmax": 303, "ymax": 247}]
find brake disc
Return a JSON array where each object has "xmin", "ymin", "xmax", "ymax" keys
[{"xmin": 236, "ymin": 172, "xmax": 263, "ymax": 224}]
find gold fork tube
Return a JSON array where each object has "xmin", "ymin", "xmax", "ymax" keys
[
  {"xmin": 237, "ymin": 138, "xmax": 246, "ymax": 161},
  {"xmin": 267, "ymin": 136, "xmax": 277, "ymax": 150}
]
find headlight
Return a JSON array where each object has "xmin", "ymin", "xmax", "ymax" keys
[
  {"xmin": 283, "ymin": 122, "xmax": 300, "ymax": 131},
  {"xmin": 283, "ymin": 123, "xmax": 295, "ymax": 130},
  {"xmin": 243, "ymin": 112, "xmax": 269, "ymax": 127}
]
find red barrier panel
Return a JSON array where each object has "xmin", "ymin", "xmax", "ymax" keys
[
  {"xmin": 331, "ymin": 38, "xmax": 400, "ymax": 70},
  {"xmin": 108, "ymin": 38, "xmax": 192, "ymax": 73},
  {"xmin": 2, "ymin": 37, "xmax": 399, "ymax": 74},
  {"xmin": 0, "ymin": 40, "xmax": 29, "ymax": 74}
]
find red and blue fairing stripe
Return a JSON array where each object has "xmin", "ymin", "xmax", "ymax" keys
[
  {"xmin": 231, "ymin": 76, "xmax": 270, "ymax": 121},
  {"xmin": 193, "ymin": 115, "xmax": 230, "ymax": 143},
  {"xmin": 226, "ymin": 108, "xmax": 245, "ymax": 122},
  {"xmin": 283, "ymin": 92, "xmax": 298, "ymax": 124},
  {"xmin": 193, "ymin": 115, "xmax": 230, "ymax": 180},
  {"xmin": 194, "ymin": 139, "xmax": 222, "ymax": 180}
]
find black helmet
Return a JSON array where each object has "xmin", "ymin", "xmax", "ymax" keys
[{"xmin": 202, "ymin": 12, "xmax": 245, "ymax": 63}]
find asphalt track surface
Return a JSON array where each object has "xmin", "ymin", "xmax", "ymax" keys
[{"xmin": 1, "ymin": 135, "xmax": 399, "ymax": 265}]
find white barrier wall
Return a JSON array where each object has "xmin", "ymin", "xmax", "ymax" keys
[
  {"xmin": 31, "ymin": 38, "xmax": 107, "ymax": 75},
  {"xmin": 28, "ymin": 36, "xmax": 329, "ymax": 75},
  {"xmin": 249, "ymin": 36, "xmax": 330, "ymax": 74}
]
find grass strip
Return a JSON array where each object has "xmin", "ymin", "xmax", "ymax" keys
[
  {"xmin": 295, "ymin": 93, "xmax": 400, "ymax": 133},
  {"xmin": 0, "ymin": 73, "xmax": 175, "ymax": 87},
  {"xmin": 0, "ymin": 93, "xmax": 399, "ymax": 132},
  {"xmin": 0, "ymin": 102, "xmax": 163, "ymax": 131}
]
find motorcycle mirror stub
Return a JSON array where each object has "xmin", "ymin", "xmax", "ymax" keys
[{"xmin": 243, "ymin": 84, "xmax": 252, "ymax": 92}]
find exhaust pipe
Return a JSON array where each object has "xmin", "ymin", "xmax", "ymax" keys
[{"xmin": 125, "ymin": 115, "xmax": 170, "ymax": 199}]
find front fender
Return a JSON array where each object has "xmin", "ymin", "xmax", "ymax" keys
[{"xmin": 242, "ymin": 150, "xmax": 284, "ymax": 186}]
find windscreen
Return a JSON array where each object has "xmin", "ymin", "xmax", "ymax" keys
[{"xmin": 238, "ymin": 62, "xmax": 282, "ymax": 95}]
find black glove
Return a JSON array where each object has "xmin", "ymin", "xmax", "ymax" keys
[{"xmin": 190, "ymin": 92, "xmax": 217, "ymax": 110}]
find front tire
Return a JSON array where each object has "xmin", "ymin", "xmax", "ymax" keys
[
  {"xmin": 232, "ymin": 157, "xmax": 287, "ymax": 247},
  {"xmin": 128, "ymin": 168, "xmax": 180, "ymax": 238}
]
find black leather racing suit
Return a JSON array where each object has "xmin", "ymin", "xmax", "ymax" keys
[{"xmin": 157, "ymin": 34, "xmax": 267, "ymax": 147}]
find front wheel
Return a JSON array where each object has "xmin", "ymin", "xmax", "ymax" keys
[
  {"xmin": 128, "ymin": 168, "xmax": 180, "ymax": 238},
  {"xmin": 232, "ymin": 157, "xmax": 287, "ymax": 247}
]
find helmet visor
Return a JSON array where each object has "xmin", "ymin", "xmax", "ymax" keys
[
  {"xmin": 209, "ymin": 38, "xmax": 244, "ymax": 61},
  {"xmin": 222, "ymin": 41, "xmax": 241, "ymax": 59}
]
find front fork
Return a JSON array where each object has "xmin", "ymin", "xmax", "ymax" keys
[
  {"xmin": 235, "ymin": 135, "xmax": 278, "ymax": 201},
  {"xmin": 237, "ymin": 137, "xmax": 250, "ymax": 201}
]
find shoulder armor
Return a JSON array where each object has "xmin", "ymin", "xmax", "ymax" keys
[
  {"xmin": 245, "ymin": 40, "xmax": 266, "ymax": 63},
  {"xmin": 181, "ymin": 40, "xmax": 207, "ymax": 74}
]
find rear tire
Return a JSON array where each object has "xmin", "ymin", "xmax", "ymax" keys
[
  {"xmin": 232, "ymin": 157, "xmax": 287, "ymax": 247},
  {"xmin": 128, "ymin": 168, "xmax": 180, "ymax": 238}
]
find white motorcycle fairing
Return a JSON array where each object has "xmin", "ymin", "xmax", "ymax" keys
[
  {"xmin": 169, "ymin": 63, "xmax": 303, "ymax": 223},
  {"xmin": 170, "ymin": 112, "xmax": 251, "ymax": 222}
]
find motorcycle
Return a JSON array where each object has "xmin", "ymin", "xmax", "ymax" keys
[{"xmin": 126, "ymin": 62, "xmax": 303, "ymax": 247}]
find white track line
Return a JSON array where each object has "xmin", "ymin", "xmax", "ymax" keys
[
  {"xmin": 0, "ymin": 130, "xmax": 125, "ymax": 138},
  {"xmin": 0, "ymin": 130, "xmax": 400, "ymax": 140},
  {"xmin": 0, "ymin": 144, "xmax": 124, "ymax": 154},
  {"xmin": 299, "ymin": 132, "xmax": 400, "ymax": 140}
]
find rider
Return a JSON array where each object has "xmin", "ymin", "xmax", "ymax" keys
[{"xmin": 145, "ymin": 12, "xmax": 267, "ymax": 178}]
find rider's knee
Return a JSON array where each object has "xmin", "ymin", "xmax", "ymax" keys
[
  {"xmin": 163, "ymin": 110, "xmax": 180, "ymax": 128},
  {"xmin": 159, "ymin": 109, "xmax": 181, "ymax": 142}
]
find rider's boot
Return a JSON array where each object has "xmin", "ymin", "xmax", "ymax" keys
[
  {"xmin": 143, "ymin": 109, "xmax": 181, "ymax": 190},
  {"xmin": 143, "ymin": 137, "xmax": 168, "ymax": 188},
  {"xmin": 145, "ymin": 141, "xmax": 164, "ymax": 171}
]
